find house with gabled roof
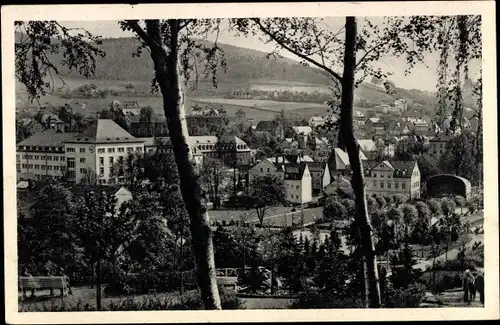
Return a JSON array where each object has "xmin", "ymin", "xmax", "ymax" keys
[
  {"xmin": 284, "ymin": 162, "xmax": 312, "ymax": 204},
  {"xmin": 326, "ymin": 147, "xmax": 368, "ymax": 180},
  {"xmin": 429, "ymin": 132, "xmax": 454, "ymax": 160},
  {"xmin": 364, "ymin": 160, "xmax": 420, "ymax": 200}
]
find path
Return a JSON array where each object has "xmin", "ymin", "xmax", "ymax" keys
[{"xmin": 414, "ymin": 233, "xmax": 484, "ymax": 271}]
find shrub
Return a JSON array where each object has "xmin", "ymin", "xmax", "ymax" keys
[
  {"xmin": 382, "ymin": 283, "xmax": 426, "ymax": 308},
  {"xmin": 291, "ymin": 290, "xmax": 365, "ymax": 309},
  {"xmin": 20, "ymin": 286, "xmax": 243, "ymax": 311},
  {"xmin": 104, "ymin": 271, "xmax": 197, "ymax": 296}
]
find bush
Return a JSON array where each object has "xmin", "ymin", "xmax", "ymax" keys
[
  {"xmin": 382, "ymin": 283, "xmax": 426, "ymax": 308},
  {"xmin": 20, "ymin": 286, "xmax": 243, "ymax": 311},
  {"xmin": 432, "ymin": 257, "xmax": 482, "ymax": 271},
  {"xmin": 104, "ymin": 271, "xmax": 197, "ymax": 296},
  {"xmin": 291, "ymin": 290, "xmax": 365, "ymax": 309}
]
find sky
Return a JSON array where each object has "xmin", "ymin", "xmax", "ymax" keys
[{"xmin": 60, "ymin": 19, "xmax": 481, "ymax": 92}]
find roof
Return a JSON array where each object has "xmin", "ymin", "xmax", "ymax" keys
[
  {"xmin": 284, "ymin": 162, "xmax": 308, "ymax": 180},
  {"xmin": 67, "ymin": 119, "xmax": 141, "ymax": 144},
  {"xmin": 354, "ymin": 111, "xmax": 365, "ymax": 118},
  {"xmin": 358, "ymin": 139, "xmax": 377, "ymax": 152},
  {"xmin": 17, "ymin": 130, "xmax": 78, "ymax": 147},
  {"xmin": 218, "ymin": 134, "xmax": 247, "ymax": 146},
  {"xmin": 190, "ymin": 136, "xmax": 219, "ymax": 144},
  {"xmin": 41, "ymin": 113, "xmax": 63, "ymax": 124},
  {"xmin": 255, "ymin": 120, "xmax": 280, "ymax": 132},
  {"xmin": 430, "ymin": 132, "xmax": 454, "ymax": 142},
  {"xmin": 266, "ymin": 157, "xmax": 290, "ymax": 164},
  {"xmin": 368, "ymin": 117, "xmax": 382, "ymax": 124},
  {"xmin": 307, "ymin": 161, "xmax": 326, "ymax": 171},
  {"xmin": 364, "ymin": 160, "xmax": 417, "ymax": 178},
  {"xmin": 291, "ymin": 126, "xmax": 313, "ymax": 136}
]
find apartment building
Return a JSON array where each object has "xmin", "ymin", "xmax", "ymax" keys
[
  {"xmin": 284, "ymin": 162, "xmax": 312, "ymax": 204},
  {"xmin": 16, "ymin": 130, "xmax": 77, "ymax": 181},
  {"xmin": 248, "ymin": 158, "xmax": 285, "ymax": 185},
  {"xmin": 429, "ymin": 132, "xmax": 454, "ymax": 160},
  {"xmin": 364, "ymin": 160, "xmax": 421, "ymax": 200},
  {"xmin": 16, "ymin": 119, "xmax": 146, "ymax": 185}
]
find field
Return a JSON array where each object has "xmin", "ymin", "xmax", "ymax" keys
[{"xmin": 16, "ymin": 78, "xmax": 330, "ymax": 121}]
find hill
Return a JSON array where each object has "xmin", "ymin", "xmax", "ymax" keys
[{"xmin": 16, "ymin": 35, "xmax": 445, "ymax": 111}]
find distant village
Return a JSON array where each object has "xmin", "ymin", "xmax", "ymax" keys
[{"xmin": 16, "ymin": 95, "xmax": 480, "ymax": 206}]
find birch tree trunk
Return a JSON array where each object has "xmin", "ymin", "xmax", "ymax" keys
[
  {"xmin": 144, "ymin": 20, "xmax": 221, "ymax": 309},
  {"xmin": 340, "ymin": 17, "xmax": 381, "ymax": 308}
]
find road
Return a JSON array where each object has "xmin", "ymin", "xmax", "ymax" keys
[{"xmin": 414, "ymin": 210, "xmax": 484, "ymax": 271}]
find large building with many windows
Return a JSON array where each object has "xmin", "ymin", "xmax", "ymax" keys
[
  {"xmin": 363, "ymin": 160, "xmax": 421, "ymax": 199},
  {"xmin": 16, "ymin": 130, "xmax": 78, "ymax": 181},
  {"xmin": 16, "ymin": 119, "xmax": 145, "ymax": 185}
]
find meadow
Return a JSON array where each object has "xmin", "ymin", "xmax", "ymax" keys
[{"xmin": 16, "ymin": 78, "xmax": 330, "ymax": 122}]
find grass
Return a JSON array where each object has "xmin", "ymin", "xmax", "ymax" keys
[{"xmin": 18, "ymin": 286, "xmax": 197, "ymax": 311}]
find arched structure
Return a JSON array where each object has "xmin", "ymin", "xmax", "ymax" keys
[{"xmin": 426, "ymin": 174, "xmax": 472, "ymax": 200}]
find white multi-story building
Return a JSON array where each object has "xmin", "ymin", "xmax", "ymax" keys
[
  {"xmin": 16, "ymin": 130, "xmax": 77, "ymax": 181},
  {"xmin": 64, "ymin": 119, "xmax": 145, "ymax": 184},
  {"xmin": 16, "ymin": 119, "xmax": 145, "ymax": 185},
  {"xmin": 248, "ymin": 158, "xmax": 285, "ymax": 185},
  {"xmin": 284, "ymin": 162, "xmax": 312, "ymax": 204},
  {"xmin": 364, "ymin": 160, "xmax": 421, "ymax": 200}
]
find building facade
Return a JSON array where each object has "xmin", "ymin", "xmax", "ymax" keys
[
  {"xmin": 364, "ymin": 160, "xmax": 421, "ymax": 199},
  {"xmin": 284, "ymin": 163, "xmax": 312, "ymax": 204},
  {"xmin": 16, "ymin": 119, "xmax": 146, "ymax": 185}
]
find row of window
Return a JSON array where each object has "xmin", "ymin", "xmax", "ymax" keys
[
  {"xmin": 18, "ymin": 146, "xmax": 64, "ymax": 152},
  {"xmin": 287, "ymin": 183, "xmax": 300, "ymax": 190},
  {"xmin": 67, "ymin": 146, "xmax": 143, "ymax": 154},
  {"xmin": 99, "ymin": 156, "xmax": 124, "ymax": 166},
  {"xmin": 19, "ymin": 154, "xmax": 65, "ymax": 162},
  {"xmin": 20, "ymin": 164, "xmax": 66, "ymax": 171},
  {"xmin": 369, "ymin": 180, "xmax": 409, "ymax": 190}
]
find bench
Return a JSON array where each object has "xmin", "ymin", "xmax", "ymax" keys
[{"xmin": 19, "ymin": 276, "xmax": 70, "ymax": 299}]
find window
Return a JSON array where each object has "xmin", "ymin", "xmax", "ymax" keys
[
  {"xmin": 373, "ymin": 173, "xmax": 377, "ymax": 177},
  {"xmin": 98, "ymin": 148, "xmax": 105, "ymax": 154},
  {"xmin": 373, "ymin": 181, "xmax": 377, "ymax": 188},
  {"xmin": 80, "ymin": 148, "xmax": 86, "ymax": 153},
  {"xmin": 54, "ymin": 166, "xmax": 59, "ymax": 171},
  {"xmin": 54, "ymin": 156, "xmax": 59, "ymax": 161},
  {"xmin": 80, "ymin": 168, "xmax": 87, "ymax": 174},
  {"xmin": 402, "ymin": 183, "xmax": 406, "ymax": 189},
  {"xmin": 260, "ymin": 168, "xmax": 263, "ymax": 172},
  {"xmin": 68, "ymin": 171, "xmax": 76, "ymax": 179},
  {"xmin": 296, "ymin": 185, "xmax": 299, "ymax": 190},
  {"xmin": 118, "ymin": 147, "xmax": 125, "ymax": 153},
  {"xmin": 380, "ymin": 181, "xmax": 384, "ymax": 189},
  {"xmin": 108, "ymin": 148, "xmax": 115, "ymax": 153},
  {"xmin": 136, "ymin": 147, "xmax": 142, "ymax": 152},
  {"xmin": 41, "ymin": 165, "xmax": 46, "ymax": 170},
  {"xmin": 47, "ymin": 166, "xmax": 53, "ymax": 171},
  {"xmin": 118, "ymin": 156, "xmax": 124, "ymax": 163},
  {"xmin": 67, "ymin": 158, "xmax": 76, "ymax": 169},
  {"xmin": 47, "ymin": 156, "xmax": 52, "ymax": 161},
  {"xmin": 66, "ymin": 147, "xmax": 75, "ymax": 153},
  {"xmin": 110, "ymin": 167, "xmax": 114, "ymax": 175},
  {"xmin": 99, "ymin": 167, "xmax": 104, "ymax": 176},
  {"xmin": 99, "ymin": 157, "xmax": 104, "ymax": 165},
  {"xmin": 109, "ymin": 157, "xmax": 114, "ymax": 164},
  {"xmin": 267, "ymin": 168, "xmax": 270, "ymax": 173},
  {"xmin": 395, "ymin": 182, "xmax": 399, "ymax": 189},
  {"xmin": 35, "ymin": 165, "xmax": 39, "ymax": 170},
  {"xmin": 61, "ymin": 157, "xmax": 65, "ymax": 162},
  {"xmin": 381, "ymin": 173, "xmax": 384, "ymax": 178},
  {"xmin": 80, "ymin": 158, "xmax": 86, "ymax": 164},
  {"xmin": 127, "ymin": 147, "xmax": 133, "ymax": 153},
  {"xmin": 40, "ymin": 156, "xmax": 45, "ymax": 161},
  {"xmin": 148, "ymin": 148, "xmax": 154, "ymax": 154},
  {"xmin": 388, "ymin": 182, "xmax": 391, "ymax": 189},
  {"xmin": 61, "ymin": 166, "xmax": 66, "ymax": 172}
]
